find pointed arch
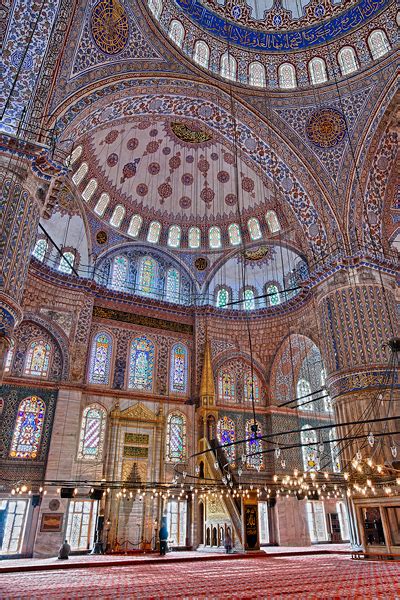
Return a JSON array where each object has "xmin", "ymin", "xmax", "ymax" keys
[
  {"xmin": 77, "ymin": 403, "xmax": 107, "ymax": 460},
  {"xmin": 169, "ymin": 19, "xmax": 184, "ymax": 47},
  {"xmin": 110, "ymin": 204, "xmax": 125, "ymax": 227},
  {"xmin": 188, "ymin": 226, "xmax": 201, "ymax": 248},
  {"xmin": 72, "ymin": 162, "xmax": 88, "ymax": 185},
  {"xmin": 166, "ymin": 412, "xmax": 186, "ymax": 461},
  {"xmin": 147, "ymin": 221, "xmax": 161, "ymax": 243},
  {"xmin": 88, "ymin": 332, "xmax": 113, "ymax": 385},
  {"xmin": 170, "ymin": 343, "xmax": 188, "ymax": 393},
  {"xmin": 94, "ymin": 193, "xmax": 110, "ymax": 216},
  {"xmin": 81, "ymin": 178, "xmax": 97, "ymax": 202},
  {"xmin": 247, "ymin": 217, "xmax": 262, "ymax": 240},
  {"xmin": 10, "ymin": 396, "xmax": 46, "ymax": 459},
  {"xmin": 265, "ymin": 210, "xmax": 281, "ymax": 233},
  {"xmin": 228, "ymin": 223, "xmax": 241, "ymax": 246}
]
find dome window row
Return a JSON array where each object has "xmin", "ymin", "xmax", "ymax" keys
[{"xmin": 216, "ymin": 283, "xmax": 283, "ymax": 310}]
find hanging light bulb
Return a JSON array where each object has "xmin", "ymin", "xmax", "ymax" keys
[
  {"xmin": 195, "ymin": 465, "xmax": 200, "ymax": 475},
  {"xmin": 275, "ymin": 447, "xmax": 281, "ymax": 459},
  {"xmin": 226, "ymin": 473, "xmax": 231, "ymax": 481},
  {"xmin": 280, "ymin": 459, "xmax": 286, "ymax": 469},
  {"xmin": 391, "ymin": 445, "xmax": 398, "ymax": 458},
  {"xmin": 318, "ymin": 442, "xmax": 324, "ymax": 454},
  {"xmin": 238, "ymin": 466, "xmax": 243, "ymax": 477},
  {"xmin": 214, "ymin": 461, "xmax": 219, "ymax": 470},
  {"xmin": 367, "ymin": 432, "xmax": 375, "ymax": 447}
]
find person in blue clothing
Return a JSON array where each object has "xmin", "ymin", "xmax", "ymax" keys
[{"xmin": 159, "ymin": 517, "xmax": 168, "ymax": 555}]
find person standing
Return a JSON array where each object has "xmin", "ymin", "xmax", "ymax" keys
[
  {"xmin": 159, "ymin": 517, "xmax": 168, "ymax": 556},
  {"xmin": 58, "ymin": 539, "xmax": 71, "ymax": 559},
  {"xmin": 224, "ymin": 528, "xmax": 232, "ymax": 554}
]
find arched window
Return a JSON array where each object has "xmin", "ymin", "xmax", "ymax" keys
[
  {"xmin": 127, "ymin": 214, "xmax": 142, "ymax": 238},
  {"xmin": 166, "ymin": 268, "xmax": 180, "ymax": 302},
  {"xmin": 32, "ymin": 239, "xmax": 47, "ymax": 262},
  {"xmin": 243, "ymin": 288, "xmax": 255, "ymax": 311},
  {"xmin": 66, "ymin": 145, "xmax": 82, "ymax": 167},
  {"xmin": 217, "ymin": 416, "xmax": 236, "ymax": 465},
  {"xmin": 247, "ymin": 217, "xmax": 262, "ymax": 240},
  {"xmin": 166, "ymin": 413, "xmax": 186, "ymax": 461},
  {"xmin": 9, "ymin": 396, "xmax": 45, "ymax": 459},
  {"xmin": 111, "ymin": 255, "xmax": 128, "ymax": 291},
  {"xmin": 218, "ymin": 369, "xmax": 235, "ymax": 403},
  {"xmin": 228, "ymin": 223, "xmax": 241, "ymax": 246},
  {"xmin": 220, "ymin": 52, "xmax": 237, "ymax": 81},
  {"xmin": 128, "ymin": 336, "xmax": 155, "ymax": 390},
  {"xmin": 249, "ymin": 61, "xmax": 266, "ymax": 87},
  {"xmin": 209, "ymin": 226, "xmax": 222, "ymax": 249},
  {"xmin": 245, "ymin": 420, "xmax": 263, "ymax": 470},
  {"xmin": 138, "ymin": 256, "xmax": 157, "ymax": 296},
  {"xmin": 329, "ymin": 428, "xmax": 341, "ymax": 473},
  {"xmin": 94, "ymin": 193, "xmax": 110, "ymax": 216},
  {"xmin": 77, "ymin": 404, "xmax": 107, "ymax": 460},
  {"xmin": 88, "ymin": 333, "xmax": 112, "ymax": 385},
  {"xmin": 4, "ymin": 339, "xmax": 15, "ymax": 373},
  {"xmin": 110, "ymin": 204, "xmax": 125, "ymax": 227},
  {"xmin": 309, "ymin": 57, "xmax": 328, "ymax": 85},
  {"xmin": 72, "ymin": 162, "xmax": 88, "ymax": 185},
  {"xmin": 266, "ymin": 284, "xmax": 280, "ymax": 306},
  {"xmin": 82, "ymin": 178, "xmax": 97, "ymax": 202},
  {"xmin": 368, "ymin": 29, "xmax": 390, "ymax": 59},
  {"xmin": 301, "ymin": 426, "xmax": 319, "ymax": 472},
  {"xmin": 24, "ymin": 340, "xmax": 51, "ymax": 378},
  {"xmin": 244, "ymin": 371, "xmax": 260, "ymax": 403},
  {"xmin": 170, "ymin": 344, "xmax": 188, "ymax": 393},
  {"xmin": 147, "ymin": 221, "xmax": 161, "ymax": 243},
  {"xmin": 193, "ymin": 40, "xmax": 210, "ymax": 68},
  {"xmin": 169, "ymin": 19, "xmax": 184, "ymax": 47},
  {"xmin": 188, "ymin": 226, "xmax": 201, "ymax": 249},
  {"xmin": 338, "ymin": 47, "xmax": 358, "ymax": 75},
  {"xmin": 278, "ymin": 63, "xmax": 297, "ymax": 89},
  {"xmin": 297, "ymin": 378, "xmax": 313, "ymax": 410},
  {"xmin": 321, "ymin": 368, "xmax": 333, "ymax": 412},
  {"xmin": 148, "ymin": 0, "xmax": 162, "ymax": 18},
  {"xmin": 266, "ymin": 210, "xmax": 281, "ymax": 233},
  {"xmin": 167, "ymin": 225, "xmax": 181, "ymax": 248},
  {"xmin": 58, "ymin": 251, "xmax": 75, "ymax": 274},
  {"xmin": 216, "ymin": 287, "xmax": 229, "ymax": 309}
]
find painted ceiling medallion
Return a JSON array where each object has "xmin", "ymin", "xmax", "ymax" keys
[
  {"xmin": 90, "ymin": 0, "xmax": 129, "ymax": 55},
  {"xmin": 96, "ymin": 230, "xmax": 108, "ymax": 244},
  {"xmin": 170, "ymin": 121, "xmax": 212, "ymax": 145},
  {"xmin": 194, "ymin": 257, "xmax": 209, "ymax": 270},
  {"xmin": 305, "ymin": 108, "xmax": 346, "ymax": 149}
]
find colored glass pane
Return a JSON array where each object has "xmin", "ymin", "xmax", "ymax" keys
[
  {"xmin": 297, "ymin": 378, "xmax": 312, "ymax": 410},
  {"xmin": 9, "ymin": 396, "xmax": 45, "ymax": 459},
  {"xmin": 246, "ymin": 420, "xmax": 263, "ymax": 470},
  {"xmin": 338, "ymin": 47, "xmax": 358, "ymax": 75},
  {"xmin": 111, "ymin": 256, "xmax": 128, "ymax": 291},
  {"xmin": 72, "ymin": 162, "xmax": 88, "ymax": 185},
  {"xmin": 228, "ymin": 223, "xmax": 241, "ymax": 246},
  {"xmin": 368, "ymin": 30, "xmax": 390, "ymax": 59},
  {"xmin": 247, "ymin": 217, "xmax": 262, "ymax": 240},
  {"xmin": 138, "ymin": 256, "xmax": 156, "ymax": 295},
  {"xmin": 166, "ymin": 268, "xmax": 180, "ymax": 302},
  {"xmin": 4, "ymin": 339, "xmax": 14, "ymax": 373},
  {"xmin": 301, "ymin": 426, "xmax": 320, "ymax": 472},
  {"xmin": 89, "ymin": 333, "xmax": 112, "ymax": 385},
  {"xmin": 216, "ymin": 288, "xmax": 229, "ymax": 308},
  {"xmin": 209, "ymin": 226, "xmax": 221, "ymax": 249},
  {"xmin": 167, "ymin": 413, "xmax": 186, "ymax": 461},
  {"xmin": 24, "ymin": 340, "xmax": 51, "ymax": 378},
  {"xmin": 309, "ymin": 58, "xmax": 328, "ymax": 84},
  {"xmin": 147, "ymin": 221, "xmax": 161, "ymax": 243},
  {"xmin": 128, "ymin": 336, "xmax": 155, "ymax": 390},
  {"xmin": 66, "ymin": 145, "xmax": 82, "ymax": 167},
  {"xmin": 32, "ymin": 239, "xmax": 47, "ymax": 262},
  {"xmin": 128, "ymin": 214, "xmax": 142, "ymax": 237},
  {"xmin": 329, "ymin": 428, "xmax": 341, "ymax": 473},
  {"xmin": 167, "ymin": 225, "xmax": 181, "ymax": 248},
  {"xmin": 267, "ymin": 284, "xmax": 280, "ymax": 306},
  {"xmin": 110, "ymin": 204, "xmax": 125, "ymax": 227},
  {"xmin": 249, "ymin": 62, "xmax": 266, "ymax": 87},
  {"xmin": 218, "ymin": 370, "xmax": 235, "ymax": 402},
  {"xmin": 266, "ymin": 210, "xmax": 281, "ymax": 233},
  {"xmin": 58, "ymin": 251, "xmax": 75, "ymax": 274},
  {"xmin": 278, "ymin": 63, "xmax": 297, "ymax": 89},
  {"xmin": 243, "ymin": 288, "xmax": 255, "ymax": 310},
  {"xmin": 188, "ymin": 226, "xmax": 201, "ymax": 248},
  {"xmin": 94, "ymin": 193, "xmax": 110, "ymax": 216},
  {"xmin": 170, "ymin": 343, "xmax": 188, "ymax": 393},
  {"xmin": 82, "ymin": 178, "xmax": 97, "ymax": 202},
  {"xmin": 77, "ymin": 405, "xmax": 106, "ymax": 460},
  {"xmin": 220, "ymin": 52, "xmax": 236, "ymax": 80},
  {"xmin": 193, "ymin": 40, "xmax": 209, "ymax": 68},
  {"xmin": 244, "ymin": 372, "xmax": 260, "ymax": 403},
  {"xmin": 217, "ymin": 416, "xmax": 235, "ymax": 465},
  {"xmin": 169, "ymin": 19, "xmax": 184, "ymax": 46},
  {"xmin": 148, "ymin": 0, "xmax": 162, "ymax": 18}
]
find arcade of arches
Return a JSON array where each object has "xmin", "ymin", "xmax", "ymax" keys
[{"xmin": 0, "ymin": 0, "xmax": 399, "ymax": 582}]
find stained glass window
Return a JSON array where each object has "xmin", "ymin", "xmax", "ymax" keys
[
  {"xmin": 188, "ymin": 226, "xmax": 201, "ymax": 248},
  {"xmin": 248, "ymin": 217, "xmax": 262, "ymax": 240},
  {"xmin": 111, "ymin": 255, "xmax": 128, "ymax": 291},
  {"xmin": 24, "ymin": 340, "xmax": 51, "ymax": 378},
  {"xmin": 166, "ymin": 413, "xmax": 186, "ymax": 461},
  {"xmin": 166, "ymin": 268, "xmax": 180, "ymax": 302},
  {"xmin": 4, "ymin": 339, "xmax": 14, "ymax": 373},
  {"xmin": 32, "ymin": 239, "xmax": 47, "ymax": 262},
  {"xmin": 72, "ymin": 162, "xmax": 88, "ymax": 185},
  {"xmin": 220, "ymin": 52, "xmax": 237, "ymax": 81},
  {"xmin": 338, "ymin": 47, "xmax": 358, "ymax": 75},
  {"xmin": 82, "ymin": 178, "xmax": 97, "ymax": 202},
  {"xmin": 138, "ymin": 256, "xmax": 157, "ymax": 296},
  {"xmin": 278, "ymin": 63, "xmax": 297, "ymax": 89},
  {"xmin": 216, "ymin": 287, "xmax": 229, "ymax": 308},
  {"xmin": 110, "ymin": 204, "xmax": 125, "ymax": 227},
  {"xmin": 66, "ymin": 145, "xmax": 82, "ymax": 167},
  {"xmin": 244, "ymin": 371, "xmax": 260, "ymax": 403},
  {"xmin": 58, "ymin": 251, "xmax": 75, "ymax": 274},
  {"xmin": 228, "ymin": 223, "xmax": 241, "ymax": 246},
  {"xmin": 9, "ymin": 396, "xmax": 45, "ymax": 459},
  {"xmin": 245, "ymin": 420, "xmax": 263, "ymax": 470},
  {"xmin": 169, "ymin": 19, "xmax": 184, "ymax": 47},
  {"xmin": 170, "ymin": 343, "xmax": 188, "ymax": 393},
  {"xmin": 217, "ymin": 416, "xmax": 236, "ymax": 465},
  {"xmin": 77, "ymin": 404, "xmax": 107, "ymax": 460},
  {"xmin": 243, "ymin": 288, "xmax": 255, "ymax": 311},
  {"xmin": 329, "ymin": 428, "xmax": 341, "ymax": 473},
  {"xmin": 128, "ymin": 214, "xmax": 142, "ymax": 237},
  {"xmin": 368, "ymin": 29, "xmax": 390, "ymax": 60},
  {"xmin": 267, "ymin": 284, "xmax": 281, "ymax": 306},
  {"xmin": 297, "ymin": 378, "xmax": 313, "ymax": 410},
  {"xmin": 148, "ymin": 0, "xmax": 162, "ymax": 18},
  {"xmin": 209, "ymin": 226, "xmax": 222, "ymax": 249},
  {"xmin": 266, "ymin": 210, "xmax": 281, "ymax": 233},
  {"xmin": 128, "ymin": 336, "xmax": 155, "ymax": 390},
  {"xmin": 94, "ymin": 193, "xmax": 110, "ymax": 216},
  {"xmin": 193, "ymin": 40, "xmax": 210, "ymax": 68},
  {"xmin": 301, "ymin": 426, "xmax": 320, "ymax": 472},
  {"xmin": 147, "ymin": 221, "xmax": 161, "ymax": 243},
  {"xmin": 167, "ymin": 225, "xmax": 181, "ymax": 248},
  {"xmin": 249, "ymin": 62, "xmax": 266, "ymax": 87},
  {"xmin": 218, "ymin": 370, "xmax": 235, "ymax": 403},
  {"xmin": 309, "ymin": 57, "xmax": 328, "ymax": 85},
  {"xmin": 88, "ymin": 333, "xmax": 112, "ymax": 385}
]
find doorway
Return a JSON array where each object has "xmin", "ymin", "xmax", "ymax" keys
[{"xmin": 65, "ymin": 500, "xmax": 98, "ymax": 551}]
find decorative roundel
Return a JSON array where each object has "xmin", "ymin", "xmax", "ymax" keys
[
  {"xmin": 49, "ymin": 499, "xmax": 61, "ymax": 511},
  {"xmin": 195, "ymin": 257, "xmax": 209, "ymax": 271},
  {"xmin": 96, "ymin": 230, "xmax": 108, "ymax": 245},
  {"xmin": 90, "ymin": 0, "xmax": 129, "ymax": 55},
  {"xmin": 305, "ymin": 108, "xmax": 346, "ymax": 149}
]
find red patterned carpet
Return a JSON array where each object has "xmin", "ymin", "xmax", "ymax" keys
[{"xmin": 0, "ymin": 554, "xmax": 399, "ymax": 599}]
